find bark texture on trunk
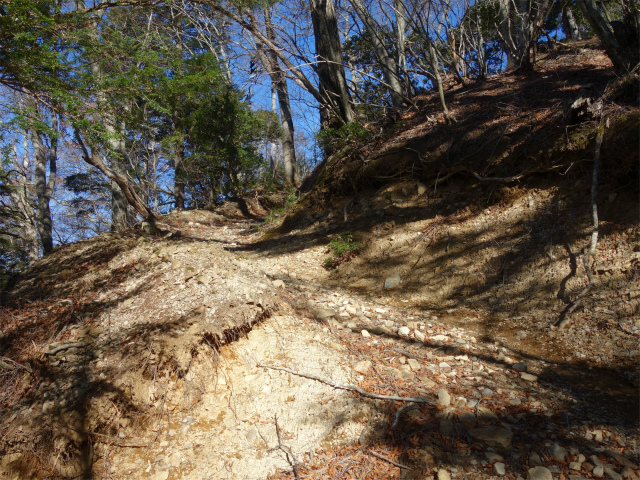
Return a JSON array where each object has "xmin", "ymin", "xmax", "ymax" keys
[
  {"xmin": 173, "ymin": 139, "xmax": 186, "ymax": 210},
  {"xmin": 310, "ymin": 0, "xmax": 354, "ymax": 130},
  {"xmin": 562, "ymin": 5, "xmax": 581, "ymax": 40},
  {"xmin": 26, "ymin": 98, "xmax": 56, "ymax": 254},
  {"xmin": 575, "ymin": 0, "xmax": 629, "ymax": 71},
  {"xmin": 427, "ymin": 40, "xmax": 456, "ymax": 124},
  {"xmin": 264, "ymin": 7, "xmax": 300, "ymax": 186},
  {"xmin": 10, "ymin": 139, "xmax": 40, "ymax": 263}
]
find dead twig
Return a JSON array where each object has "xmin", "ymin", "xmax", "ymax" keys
[
  {"xmin": 257, "ymin": 363, "xmax": 434, "ymax": 404},
  {"xmin": 0, "ymin": 356, "xmax": 32, "ymax": 373},
  {"xmin": 273, "ymin": 415, "xmax": 300, "ymax": 480},
  {"xmin": 367, "ymin": 450, "xmax": 411, "ymax": 470},
  {"xmin": 557, "ymin": 118, "xmax": 605, "ymax": 328}
]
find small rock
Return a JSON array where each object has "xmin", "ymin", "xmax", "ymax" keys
[
  {"xmin": 272, "ymin": 279, "xmax": 285, "ymax": 288},
  {"xmin": 468, "ymin": 399, "xmax": 479, "ymax": 408},
  {"xmin": 439, "ymin": 362, "xmax": 451, "ymax": 372},
  {"xmin": 354, "ymin": 360, "xmax": 372, "ymax": 374},
  {"xmin": 384, "ymin": 273, "xmax": 401, "ymax": 289},
  {"xmin": 152, "ymin": 471, "xmax": 169, "ymax": 480},
  {"xmin": 621, "ymin": 467, "xmax": 639, "ymax": 480},
  {"xmin": 437, "ymin": 469, "xmax": 451, "ymax": 480},
  {"xmin": 495, "ymin": 462, "xmax": 506, "ymax": 475},
  {"xmin": 486, "ymin": 452, "xmax": 504, "ymax": 463},
  {"xmin": 592, "ymin": 455, "xmax": 604, "ymax": 466},
  {"xmin": 604, "ymin": 464, "xmax": 623, "ymax": 480},
  {"xmin": 361, "ymin": 329, "xmax": 371, "ymax": 338},
  {"xmin": 604, "ymin": 450, "xmax": 637, "ymax": 469},
  {"xmin": 407, "ymin": 359, "xmax": 421, "ymax": 371},
  {"xmin": 469, "ymin": 426, "xmax": 513, "ymax": 451},
  {"xmin": 527, "ymin": 466, "xmax": 553, "ymax": 480},
  {"xmin": 529, "ymin": 452, "xmax": 542, "ymax": 466},
  {"xmin": 398, "ymin": 326, "xmax": 410, "ymax": 336},
  {"xmin": 478, "ymin": 406, "xmax": 498, "ymax": 421},
  {"xmin": 436, "ymin": 388, "xmax": 451, "ymax": 406},
  {"xmin": 594, "ymin": 464, "xmax": 604, "ymax": 477},
  {"xmin": 550, "ymin": 443, "xmax": 568, "ymax": 462},
  {"xmin": 418, "ymin": 182, "xmax": 427, "ymax": 195},
  {"xmin": 454, "ymin": 397, "xmax": 467, "ymax": 408},
  {"xmin": 414, "ymin": 330, "xmax": 426, "ymax": 342},
  {"xmin": 168, "ymin": 452, "xmax": 181, "ymax": 467},
  {"xmin": 397, "ymin": 370, "xmax": 414, "ymax": 380},
  {"xmin": 432, "ymin": 334, "xmax": 449, "ymax": 343},
  {"xmin": 520, "ymin": 372, "xmax": 538, "ymax": 382},
  {"xmin": 311, "ymin": 308, "xmax": 336, "ymax": 320},
  {"xmin": 513, "ymin": 363, "xmax": 527, "ymax": 372},
  {"xmin": 420, "ymin": 376, "xmax": 437, "ymax": 388},
  {"xmin": 569, "ymin": 462, "xmax": 583, "ymax": 470}
]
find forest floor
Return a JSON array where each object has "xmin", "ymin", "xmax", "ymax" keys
[{"xmin": 0, "ymin": 41, "xmax": 639, "ymax": 480}]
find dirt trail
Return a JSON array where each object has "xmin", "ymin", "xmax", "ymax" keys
[{"xmin": 1, "ymin": 210, "xmax": 638, "ymax": 480}]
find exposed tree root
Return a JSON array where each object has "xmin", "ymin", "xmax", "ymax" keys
[{"xmin": 557, "ymin": 118, "xmax": 606, "ymax": 328}]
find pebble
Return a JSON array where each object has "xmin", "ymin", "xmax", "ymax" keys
[
  {"xmin": 495, "ymin": 462, "xmax": 506, "ymax": 475},
  {"xmin": 311, "ymin": 308, "xmax": 336, "ymax": 320},
  {"xmin": 486, "ymin": 452, "xmax": 504, "ymax": 463},
  {"xmin": 469, "ymin": 426, "xmax": 513, "ymax": 450},
  {"xmin": 384, "ymin": 273, "xmax": 401, "ymax": 289},
  {"xmin": 436, "ymin": 388, "xmax": 451, "ymax": 406},
  {"xmin": 414, "ymin": 330, "xmax": 426, "ymax": 342},
  {"xmin": 527, "ymin": 466, "xmax": 553, "ymax": 480},
  {"xmin": 398, "ymin": 326, "xmax": 410, "ymax": 336},
  {"xmin": 407, "ymin": 359, "xmax": 421, "ymax": 371},
  {"xmin": 550, "ymin": 443, "xmax": 568, "ymax": 462},
  {"xmin": 361, "ymin": 330, "xmax": 371, "ymax": 337},
  {"xmin": 570, "ymin": 462, "xmax": 583, "ymax": 470},
  {"xmin": 604, "ymin": 464, "xmax": 623, "ymax": 480},
  {"xmin": 513, "ymin": 362, "xmax": 527, "ymax": 372},
  {"xmin": 594, "ymin": 464, "xmax": 605, "ymax": 477},
  {"xmin": 354, "ymin": 360, "xmax": 372, "ymax": 374},
  {"xmin": 437, "ymin": 469, "xmax": 451, "ymax": 480},
  {"xmin": 521, "ymin": 372, "xmax": 538, "ymax": 382}
]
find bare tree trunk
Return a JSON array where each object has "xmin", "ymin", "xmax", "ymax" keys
[
  {"xmin": 394, "ymin": 0, "xmax": 411, "ymax": 96},
  {"xmin": 575, "ymin": 0, "xmax": 628, "ymax": 71},
  {"xmin": 173, "ymin": 138, "xmax": 186, "ymax": 210},
  {"xmin": 310, "ymin": 0, "xmax": 354, "ymax": 131},
  {"xmin": 264, "ymin": 7, "xmax": 300, "ymax": 186},
  {"xmin": 10, "ymin": 139, "xmax": 40, "ymax": 263},
  {"xmin": 427, "ymin": 39, "xmax": 456, "ymax": 124},
  {"xmin": 268, "ymin": 85, "xmax": 278, "ymax": 177},
  {"xmin": 562, "ymin": 4, "xmax": 581, "ymax": 40},
  {"xmin": 26, "ymin": 98, "xmax": 57, "ymax": 254},
  {"xmin": 349, "ymin": 0, "xmax": 404, "ymax": 108}
]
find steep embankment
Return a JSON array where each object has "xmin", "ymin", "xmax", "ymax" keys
[{"xmin": 1, "ymin": 42, "xmax": 638, "ymax": 480}]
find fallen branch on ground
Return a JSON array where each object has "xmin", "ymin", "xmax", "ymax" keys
[
  {"xmin": 367, "ymin": 450, "xmax": 411, "ymax": 470},
  {"xmin": 257, "ymin": 363, "xmax": 434, "ymax": 404},
  {"xmin": 44, "ymin": 341, "xmax": 85, "ymax": 356}
]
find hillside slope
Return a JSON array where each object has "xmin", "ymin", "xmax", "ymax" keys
[{"xmin": 0, "ymin": 43, "xmax": 638, "ymax": 480}]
